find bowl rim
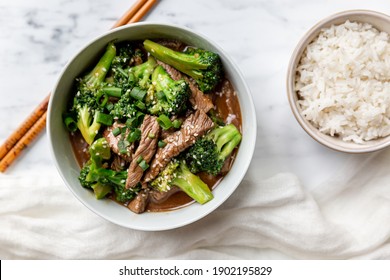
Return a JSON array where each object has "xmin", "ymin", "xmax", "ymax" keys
[
  {"xmin": 47, "ymin": 22, "xmax": 257, "ymax": 231},
  {"xmin": 286, "ymin": 9, "xmax": 390, "ymax": 154}
]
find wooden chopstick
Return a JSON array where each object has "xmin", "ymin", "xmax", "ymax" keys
[
  {"xmin": 0, "ymin": 94, "xmax": 50, "ymax": 160},
  {"xmin": 112, "ymin": 0, "xmax": 148, "ymax": 28},
  {"xmin": 0, "ymin": 0, "xmax": 158, "ymax": 172},
  {"xmin": 0, "ymin": 112, "xmax": 47, "ymax": 173},
  {"xmin": 127, "ymin": 0, "xmax": 157, "ymax": 24}
]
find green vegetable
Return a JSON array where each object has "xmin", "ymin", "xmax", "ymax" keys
[
  {"xmin": 128, "ymin": 56, "xmax": 157, "ymax": 89},
  {"xmin": 78, "ymin": 137, "xmax": 139, "ymax": 201},
  {"xmin": 144, "ymin": 39, "xmax": 223, "ymax": 92},
  {"xmin": 172, "ymin": 119, "xmax": 182, "ymax": 129},
  {"xmin": 138, "ymin": 160, "xmax": 149, "ymax": 171},
  {"xmin": 96, "ymin": 112, "xmax": 113, "ymax": 126},
  {"xmin": 150, "ymin": 160, "xmax": 213, "ymax": 205},
  {"xmin": 146, "ymin": 65, "xmax": 190, "ymax": 116},
  {"xmin": 130, "ymin": 87, "xmax": 147, "ymax": 101},
  {"xmin": 112, "ymin": 127, "xmax": 121, "ymax": 137},
  {"xmin": 65, "ymin": 42, "xmax": 116, "ymax": 145},
  {"xmin": 158, "ymin": 140, "xmax": 167, "ymax": 148},
  {"xmin": 157, "ymin": 114, "xmax": 173, "ymax": 130},
  {"xmin": 127, "ymin": 128, "xmax": 141, "ymax": 143},
  {"xmin": 63, "ymin": 112, "xmax": 78, "ymax": 132},
  {"xmin": 184, "ymin": 124, "xmax": 242, "ymax": 175}
]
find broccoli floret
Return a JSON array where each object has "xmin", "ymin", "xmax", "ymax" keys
[
  {"xmin": 146, "ymin": 65, "xmax": 190, "ymax": 116},
  {"xmin": 66, "ymin": 42, "xmax": 116, "ymax": 145},
  {"xmin": 128, "ymin": 56, "xmax": 157, "ymax": 89},
  {"xmin": 89, "ymin": 167, "xmax": 139, "ymax": 203},
  {"xmin": 106, "ymin": 171, "xmax": 139, "ymax": 203},
  {"xmin": 144, "ymin": 39, "xmax": 223, "ymax": 92},
  {"xmin": 109, "ymin": 44, "xmax": 148, "ymax": 91},
  {"xmin": 111, "ymin": 41, "xmax": 146, "ymax": 69},
  {"xmin": 150, "ymin": 160, "xmax": 213, "ymax": 205},
  {"xmin": 79, "ymin": 164, "xmax": 93, "ymax": 189},
  {"xmin": 78, "ymin": 138, "xmax": 139, "ymax": 201},
  {"xmin": 78, "ymin": 42, "xmax": 117, "ymax": 93},
  {"xmin": 75, "ymin": 105, "xmax": 101, "ymax": 145},
  {"xmin": 103, "ymin": 54, "xmax": 156, "ymax": 122},
  {"xmin": 109, "ymin": 91, "xmax": 138, "ymax": 120},
  {"xmin": 185, "ymin": 124, "xmax": 242, "ymax": 175},
  {"xmin": 79, "ymin": 162, "xmax": 112, "ymax": 199}
]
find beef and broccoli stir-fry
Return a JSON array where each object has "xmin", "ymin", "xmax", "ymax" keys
[{"xmin": 63, "ymin": 39, "xmax": 242, "ymax": 214}]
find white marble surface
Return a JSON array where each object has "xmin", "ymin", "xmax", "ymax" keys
[{"xmin": 1, "ymin": 0, "xmax": 390, "ymax": 258}]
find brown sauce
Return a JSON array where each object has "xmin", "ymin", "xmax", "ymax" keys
[{"xmin": 69, "ymin": 42, "xmax": 242, "ymax": 213}]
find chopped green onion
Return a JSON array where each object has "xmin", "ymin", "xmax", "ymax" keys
[
  {"xmin": 126, "ymin": 112, "xmax": 145, "ymax": 128},
  {"xmin": 156, "ymin": 91, "xmax": 165, "ymax": 100},
  {"xmin": 172, "ymin": 119, "xmax": 182, "ymax": 129},
  {"xmin": 112, "ymin": 127, "xmax": 121, "ymax": 137},
  {"xmin": 116, "ymin": 67, "xmax": 128, "ymax": 78},
  {"xmin": 96, "ymin": 112, "xmax": 113, "ymax": 126},
  {"xmin": 137, "ymin": 156, "xmax": 144, "ymax": 164},
  {"xmin": 118, "ymin": 140, "xmax": 130, "ymax": 154},
  {"xmin": 138, "ymin": 160, "xmax": 149, "ymax": 171},
  {"xmin": 102, "ymin": 87, "xmax": 122, "ymax": 98},
  {"xmin": 96, "ymin": 91, "xmax": 109, "ymax": 107},
  {"xmin": 128, "ymin": 72, "xmax": 135, "ymax": 83},
  {"xmin": 130, "ymin": 87, "xmax": 147, "ymax": 101},
  {"xmin": 106, "ymin": 103, "xmax": 114, "ymax": 111},
  {"xmin": 126, "ymin": 117, "xmax": 136, "ymax": 128},
  {"xmin": 127, "ymin": 128, "xmax": 141, "ymax": 143},
  {"xmin": 135, "ymin": 100, "xmax": 146, "ymax": 110},
  {"xmin": 63, "ymin": 113, "xmax": 77, "ymax": 132},
  {"xmin": 157, "ymin": 114, "xmax": 172, "ymax": 130},
  {"xmin": 148, "ymin": 133, "xmax": 155, "ymax": 139},
  {"xmin": 158, "ymin": 140, "xmax": 166, "ymax": 148},
  {"xmin": 120, "ymin": 126, "xmax": 128, "ymax": 134}
]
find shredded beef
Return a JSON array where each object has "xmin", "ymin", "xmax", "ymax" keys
[
  {"xmin": 125, "ymin": 115, "xmax": 160, "ymax": 189},
  {"xmin": 127, "ymin": 189, "xmax": 149, "ymax": 214},
  {"xmin": 144, "ymin": 110, "xmax": 214, "ymax": 182},
  {"xmin": 103, "ymin": 122, "xmax": 133, "ymax": 162}
]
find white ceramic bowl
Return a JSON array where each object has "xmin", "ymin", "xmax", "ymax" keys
[
  {"xmin": 47, "ymin": 23, "xmax": 257, "ymax": 231},
  {"xmin": 287, "ymin": 10, "xmax": 390, "ymax": 153}
]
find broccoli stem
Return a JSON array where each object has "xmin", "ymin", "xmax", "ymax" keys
[
  {"xmin": 152, "ymin": 65, "xmax": 174, "ymax": 100},
  {"xmin": 220, "ymin": 134, "xmax": 241, "ymax": 160},
  {"xmin": 144, "ymin": 40, "xmax": 206, "ymax": 79},
  {"xmin": 91, "ymin": 182, "xmax": 112, "ymax": 199},
  {"xmin": 172, "ymin": 162, "xmax": 213, "ymax": 205},
  {"xmin": 85, "ymin": 42, "xmax": 116, "ymax": 89},
  {"xmin": 77, "ymin": 106, "xmax": 101, "ymax": 145}
]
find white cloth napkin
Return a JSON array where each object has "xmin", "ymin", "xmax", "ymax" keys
[{"xmin": 1, "ymin": 149, "xmax": 390, "ymax": 259}]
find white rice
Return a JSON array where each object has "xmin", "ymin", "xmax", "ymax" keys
[{"xmin": 295, "ymin": 20, "xmax": 390, "ymax": 144}]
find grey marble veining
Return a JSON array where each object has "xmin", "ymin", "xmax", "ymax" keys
[{"xmin": 1, "ymin": 0, "xmax": 390, "ymax": 189}]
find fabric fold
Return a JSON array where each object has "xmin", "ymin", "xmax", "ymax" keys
[{"xmin": 1, "ymin": 152, "xmax": 390, "ymax": 259}]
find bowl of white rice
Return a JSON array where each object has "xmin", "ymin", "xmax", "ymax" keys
[{"xmin": 287, "ymin": 10, "xmax": 390, "ymax": 153}]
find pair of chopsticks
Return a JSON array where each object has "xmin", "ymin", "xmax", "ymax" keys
[{"xmin": 0, "ymin": 0, "xmax": 158, "ymax": 173}]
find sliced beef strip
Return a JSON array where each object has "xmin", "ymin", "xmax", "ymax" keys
[
  {"xmin": 125, "ymin": 115, "xmax": 160, "ymax": 189},
  {"xmin": 156, "ymin": 60, "xmax": 183, "ymax": 81},
  {"xmin": 127, "ymin": 189, "xmax": 149, "ymax": 214},
  {"xmin": 157, "ymin": 60, "xmax": 214, "ymax": 113},
  {"xmin": 156, "ymin": 39, "xmax": 186, "ymax": 51},
  {"xmin": 110, "ymin": 155, "xmax": 128, "ymax": 172},
  {"xmin": 144, "ymin": 110, "xmax": 215, "ymax": 182},
  {"xmin": 103, "ymin": 122, "xmax": 133, "ymax": 162},
  {"xmin": 184, "ymin": 77, "xmax": 214, "ymax": 113},
  {"xmin": 149, "ymin": 186, "xmax": 181, "ymax": 204}
]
